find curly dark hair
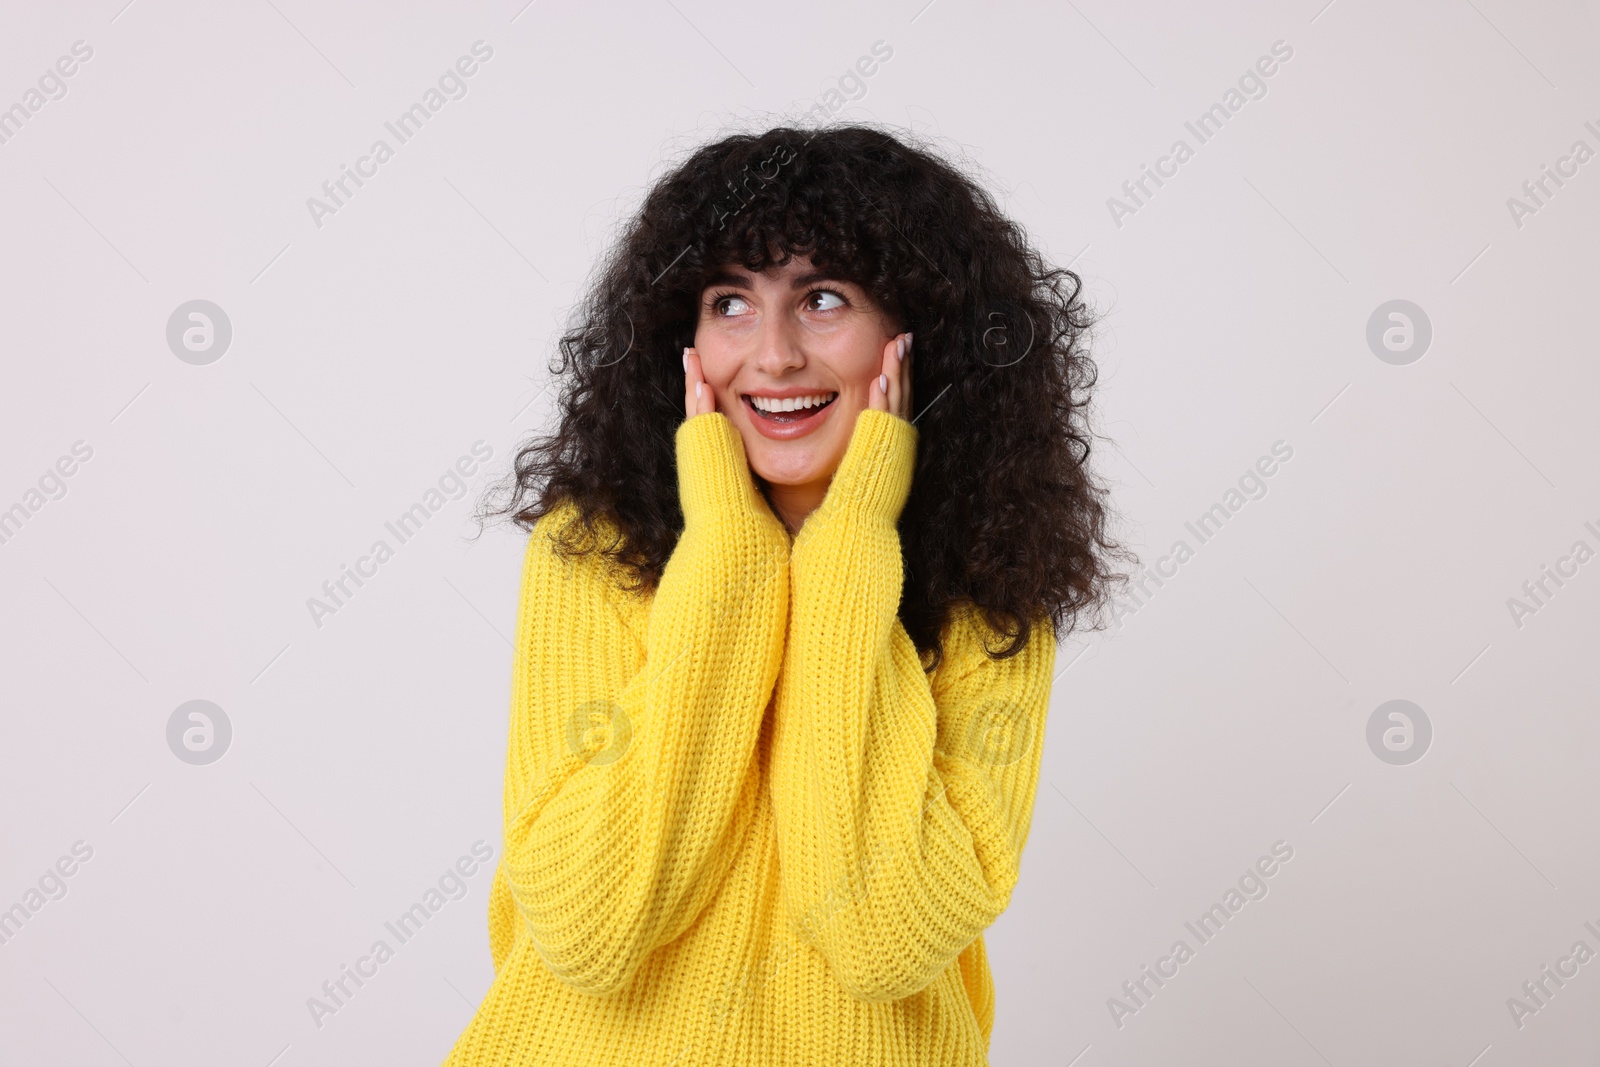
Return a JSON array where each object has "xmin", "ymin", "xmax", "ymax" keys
[{"xmin": 480, "ymin": 122, "xmax": 1135, "ymax": 669}]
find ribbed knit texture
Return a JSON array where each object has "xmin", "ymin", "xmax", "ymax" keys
[{"xmin": 441, "ymin": 409, "xmax": 1057, "ymax": 1066}]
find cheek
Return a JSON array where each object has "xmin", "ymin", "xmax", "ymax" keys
[
  {"xmin": 827, "ymin": 339, "xmax": 887, "ymax": 393},
  {"xmin": 834, "ymin": 380, "xmax": 870, "ymax": 411},
  {"xmin": 819, "ymin": 385, "xmax": 873, "ymax": 442},
  {"xmin": 694, "ymin": 343, "xmax": 741, "ymax": 390},
  {"xmin": 837, "ymin": 361, "xmax": 882, "ymax": 405}
]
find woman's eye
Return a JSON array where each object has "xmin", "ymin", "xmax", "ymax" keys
[
  {"xmin": 713, "ymin": 294, "xmax": 750, "ymax": 316},
  {"xmin": 807, "ymin": 289, "xmax": 846, "ymax": 312}
]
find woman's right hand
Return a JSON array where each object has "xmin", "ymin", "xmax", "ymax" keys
[
  {"xmin": 683, "ymin": 346, "xmax": 716, "ymax": 418},
  {"xmin": 676, "ymin": 345, "xmax": 789, "ymax": 546}
]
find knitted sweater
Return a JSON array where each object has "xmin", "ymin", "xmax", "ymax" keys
[{"xmin": 441, "ymin": 408, "xmax": 1057, "ymax": 1066}]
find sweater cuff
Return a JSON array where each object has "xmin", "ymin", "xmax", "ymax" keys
[
  {"xmin": 675, "ymin": 412, "xmax": 785, "ymax": 538},
  {"xmin": 813, "ymin": 408, "xmax": 918, "ymax": 530}
]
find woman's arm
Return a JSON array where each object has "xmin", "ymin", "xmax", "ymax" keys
[
  {"xmin": 492, "ymin": 411, "xmax": 790, "ymax": 996},
  {"xmin": 768, "ymin": 408, "xmax": 1058, "ymax": 1002}
]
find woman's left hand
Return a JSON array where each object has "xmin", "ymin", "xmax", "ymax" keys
[{"xmin": 868, "ymin": 331, "xmax": 913, "ymax": 421}]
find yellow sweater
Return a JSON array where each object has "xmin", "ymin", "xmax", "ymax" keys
[{"xmin": 441, "ymin": 409, "xmax": 1057, "ymax": 1066}]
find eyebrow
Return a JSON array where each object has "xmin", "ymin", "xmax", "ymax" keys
[{"xmin": 700, "ymin": 268, "xmax": 842, "ymax": 291}]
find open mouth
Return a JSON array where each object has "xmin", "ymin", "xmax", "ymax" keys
[{"xmin": 742, "ymin": 391, "xmax": 838, "ymax": 422}]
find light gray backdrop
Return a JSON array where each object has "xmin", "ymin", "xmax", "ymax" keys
[{"xmin": 2, "ymin": 1, "xmax": 1597, "ymax": 1064}]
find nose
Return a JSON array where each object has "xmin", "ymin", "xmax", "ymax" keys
[{"xmin": 753, "ymin": 314, "xmax": 805, "ymax": 376}]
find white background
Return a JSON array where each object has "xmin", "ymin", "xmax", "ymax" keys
[{"xmin": 1, "ymin": 1, "xmax": 1597, "ymax": 1064}]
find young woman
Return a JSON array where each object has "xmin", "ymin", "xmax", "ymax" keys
[{"xmin": 445, "ymin": 124, "xmax": 1130, "ymax": 1066}]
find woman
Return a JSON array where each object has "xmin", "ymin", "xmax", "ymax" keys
[{"xmin": 446, "ymin": 123, "xmax": 1130, "ymax": 1066}]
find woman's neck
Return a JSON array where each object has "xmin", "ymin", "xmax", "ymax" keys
[{"xmin": 757, "ymin": 478, "xmax": 827, "ymax": 538}]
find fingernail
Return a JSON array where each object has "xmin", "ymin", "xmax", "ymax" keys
[
  {"xmin": 897, "ymin": 337, "xmax": 905, "ymax": 362},
  {"xmin": 695, "ymin": 382, "xmax": 703, "ymax": 399},
  {"xmin": 682, "ymin": 348, "xmax": 690, "ymax": 372},
  {"xmin": 879, "ymin": 374, "xmax": 888, "ymax": 393}
]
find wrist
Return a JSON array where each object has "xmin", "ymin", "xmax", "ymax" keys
[
  {"xmin": 676, "ymin": 413, "xmax": 791, "ymax": 546},
  {"xmin": 817, "ymin": 408, "xmax": 918, "ymax": 528}
]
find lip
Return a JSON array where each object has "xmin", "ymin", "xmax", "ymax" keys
[
  {"xmin": 742, "ymin": 386, "xmax": 835, "ymax": 399},
  {"xmin": 740, "ymin": 391, "xmax": 837, "ymax": 440}
]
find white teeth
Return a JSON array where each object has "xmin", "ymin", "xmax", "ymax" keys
[{"xmin": 749, "ymin": 392, "xmax": 835, "ymax": 413}]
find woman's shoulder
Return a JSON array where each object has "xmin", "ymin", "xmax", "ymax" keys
[
  {"xmin": 527, "ymin": 497, "xmax": 625, "ymax": 557},
  {"xmin": 930, "ymin": 600, "xmax": 1059, "ymax": 687},
  {"xmin": 523, "ymin": 498, "xmax": 649, "ymax": 620}
]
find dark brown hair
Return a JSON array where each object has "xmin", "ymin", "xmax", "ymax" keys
[{"xmin": 480, "ymin": 123, "xmax": 1135, "ymax": 669}]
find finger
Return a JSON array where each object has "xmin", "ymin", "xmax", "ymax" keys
[
  {"xmin": 886, "ymin": 336, "xmax": 902, "ymax": 417},
  {"xmin": 870, "ymin": 334, "xmax": 896, "ymax": 412},
  {"xmin": 901, "ymin": 332, "xmax": 913, "ymax": 420},
  {"xmin": 683, "ymin": 347, "xmax": 696, "ymax": 418},
  {"xmin": 884, "ymin": 332, "xmax": 908, "ymax": 418},
  {"xmin": 684, "ymin": 350, "xmax": 716, "ymax": 415},
  {"xmin": 684, "ymin": 347, "xmax": 711, "ymax": 417},
  {"xmin": 691, "ymin": 348, "xmax": 716, "ymax": 415}
]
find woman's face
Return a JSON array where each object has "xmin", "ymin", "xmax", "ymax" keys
[{"xmin": 693, "ymin": 255, "xmax": 899, "ymax": 493}]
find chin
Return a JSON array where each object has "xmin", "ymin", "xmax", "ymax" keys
[
  {"xmin": 748, "ymin": 452, "xmax": 825, "ymax": 488},
  {"xmin": 731, "ymin": 407, "xmax": 853, "ymax": 489}
]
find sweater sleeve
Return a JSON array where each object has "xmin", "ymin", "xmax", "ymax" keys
[
  {"xmin": 767, "ymin": 408, "xmax": 1058, "ymax": 1003},
  {"xmin": 494, "ymin": 412, "xmax": 790, "ymax": 996}
]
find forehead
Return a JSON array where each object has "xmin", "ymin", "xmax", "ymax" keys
[{"xmin": 700, "ymin": 257, "xmax": 858, "ymax": 292}]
